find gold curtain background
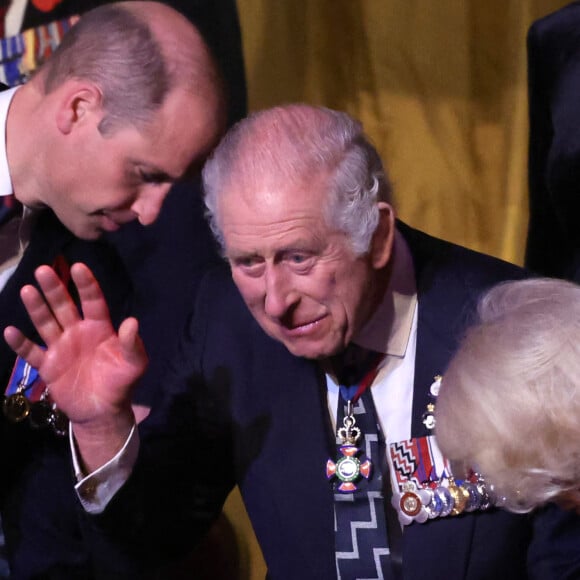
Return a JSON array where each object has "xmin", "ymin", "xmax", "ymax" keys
[
  {"xmin": 237, "ymin": 0, "xmax": 571, "ymax": 264},
  {"xmin": 217, "ymin": 1, "xmax": 572, "ymax": 579}
]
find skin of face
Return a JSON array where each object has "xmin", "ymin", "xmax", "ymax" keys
[
  {"xmin": 38, "ymin": 83, "xmax": 219, "ymax": 240},
  {"xmin": 219, "ymin": 179, "xmax": 394, "ymax": 360}
]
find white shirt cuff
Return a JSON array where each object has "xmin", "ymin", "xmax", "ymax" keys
[{"xmin": 70, "ymin": 423, "xmax": 139, "ymax": 514}]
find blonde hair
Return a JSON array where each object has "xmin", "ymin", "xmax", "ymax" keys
[{"xmin": 435, "ymin": 278, "xmax": 580, "ymax": 512}]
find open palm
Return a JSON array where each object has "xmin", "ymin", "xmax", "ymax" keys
[{"xmin": 4, "ymin": 263, "xmax": 148, "ymax": 426}]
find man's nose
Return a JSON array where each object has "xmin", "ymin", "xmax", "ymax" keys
[
  {"xmin": 264, "ymin": 267, "xmax": 295, "ymax": 318},
  {"xmin": 131, "ymin": 185, "xmax": 172, "ymax": 226}
]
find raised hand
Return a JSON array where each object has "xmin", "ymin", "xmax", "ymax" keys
[{"xmin": 4, "ymin": 262, "xmax": 148, "ymax": 471}]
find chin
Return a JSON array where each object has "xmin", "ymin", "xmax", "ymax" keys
[
  {"xmin": 57, "ymin": 217, "xmax": 98, "ymax": 240},
  {"xmin": 77, "ymin": 223, "xmax": 103, "ymax": 240}
]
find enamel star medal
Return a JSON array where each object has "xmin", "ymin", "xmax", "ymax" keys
[{"xmin": 326, "ymin": 399, "xmax": 372, "ymax": 492}]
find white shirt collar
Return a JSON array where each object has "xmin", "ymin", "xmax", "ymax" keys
[{"xmin": 0, "ymin": 86, "xmax": 19, "ymax": 197}]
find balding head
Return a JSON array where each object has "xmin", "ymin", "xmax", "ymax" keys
[{"xmin": 36, "ymin": 1, "xmax": 225, "ymax": 134}]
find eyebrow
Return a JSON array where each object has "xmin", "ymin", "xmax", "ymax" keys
[{"xmin": 227, "ymin": 250, "xmax": 262, "ymax": 261}]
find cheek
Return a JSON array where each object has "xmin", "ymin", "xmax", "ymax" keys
[
  {"xmin": 299, "ymin": 271, "xmax": 337, "ymax": 302},
  {"xmin": 337, "ymin": 280, "xmax": 372, "ymax": 329}
]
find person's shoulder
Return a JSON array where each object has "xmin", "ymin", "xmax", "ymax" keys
[
  {"xmin": 528, "ymin": 1, "xmax": 580, "ymax": 52},
  {"xmin": 397, "ymin": 220, "xmax": 528, "ymax": 287}
]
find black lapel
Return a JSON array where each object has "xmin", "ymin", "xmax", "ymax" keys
[
  {"xmin": 399, "ymin": 223, "xmax": 473, "ymax": 438},
  {"xmin": 397, "ymin": 222, "xmax": 476, "ymax": 577}
]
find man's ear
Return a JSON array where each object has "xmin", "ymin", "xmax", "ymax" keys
[
  {"xmin": 55, "ymin": 81, "xmax": 103, "ymax": 135},
  {"xmin": 370, "ymin": 202, "xmax": 395, "ymax": 269}
]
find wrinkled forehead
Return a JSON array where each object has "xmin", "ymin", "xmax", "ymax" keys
[{"xmin": 218, "ymin": 171, "xmax": 334, "ymax": 222}]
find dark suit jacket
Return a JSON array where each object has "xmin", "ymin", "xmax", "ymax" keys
[
  {"xmin": 525, "ymin": 2, "xmax": 580, "ymax": 282},
  {"xmin": 92, "ymin": 222, "xmax": 580, "ymax": 579},
  {"xmin": 0, "ymin": 193, "xmax": 222, "ymax": 579},
  {"xmin": 0, "ymin": 210, "xmax": 133, "ymax": 579},
  {"xmin": 104, "ymin": 178, "xmax": 222, "ymax": 407},
  {"xmin": 0, "ymin": 191, "xmax": 222, "ymax": 580}
]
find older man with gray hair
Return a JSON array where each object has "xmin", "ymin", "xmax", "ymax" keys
[{"xmin": 6, "ymin": 104, "xmax": 580, "ymax": 579}]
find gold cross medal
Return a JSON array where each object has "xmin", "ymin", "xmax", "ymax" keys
[{"xmin": 326, "ymin": 400, "xmax": 372, "ymax": 492}]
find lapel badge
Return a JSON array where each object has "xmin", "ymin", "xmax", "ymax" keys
[
  {"xmin": 429, "ymin": 375, "xmax": 442, "ymax": 397},
  {"xmin": 422, "ymin": 403, "xmax": 436, "ymax": 430}
]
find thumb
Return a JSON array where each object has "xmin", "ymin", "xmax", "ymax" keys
[{"xmin": 118, "ymin": 317, "xmax": 148, "ymax": 371}]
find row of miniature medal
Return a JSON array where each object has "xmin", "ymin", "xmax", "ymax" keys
[
  {"xmin": 390, "ymin": 376, "xmax": 505, "ymax": 526},
  {"xmin": 2, "ymin": 358, "xmax": 67, "ymax": 436},
  {"xmin": 0, "ymin": 16, "xmax": 80, "ymax": 88},
  {"xmin": 327, "ymin": 375, "xmax": 504, "ymax": 525},
  {"xmin": 391, "ymin": 466, "xmax": 504, "ymax": 526}
]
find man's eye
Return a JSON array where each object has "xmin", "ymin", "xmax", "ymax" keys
[
  {"xmin": 232, "ymin": 256, "xmax": 263, "ymax": 271},
  {"xmin": 239, "ymin": 258, "xmax": 257, "ymax": 268},
  {"xmin": 289, "ymin": 254, "xmax": 308, "ymax": 264},
  {"xmin": 139, "ymin": 170, "xmax": 168, "ymax": 185}
]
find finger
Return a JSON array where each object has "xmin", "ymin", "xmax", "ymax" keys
[
  {"xmin": 118, "ymin": 317, "xmax": 148, "ymax": 371},
  {"xmin": 3, "ymin": 326, "xmax": 47, "ymax": 369},
  {"xmin": 70, "ymin": 263, "xmax": 112, "ymax": 324},
  {"xmin": 33, "ymin": 265, "xmax": 81, "ymax": 329},
  {"xmin": 19, "ymin": 283, "xmax": 67, "ymax": 346}
]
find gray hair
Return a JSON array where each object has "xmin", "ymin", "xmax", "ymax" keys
[
  {"xmin": 202, "ymin": 103, "xmax": 392, "ymax": 255},
  {"xmin": 436, "ymin": 278, "xmax": 580, "ymax": 512}
]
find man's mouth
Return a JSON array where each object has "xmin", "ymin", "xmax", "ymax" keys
[
  {"xmin": 95, "ymin": 209, "xmax": 136, "ymax": 232},
  {"xmin": 281, "ymin": 314, "xmax": 328, "ymax": 337},
  {"xmin": 99, "ymin": 213, "xmax": 123, "ymax": 232}
]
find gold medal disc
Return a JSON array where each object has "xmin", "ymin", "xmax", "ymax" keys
[{"xmin": 3, "ymin": 393, "xmax": 31, "ymax": 423}]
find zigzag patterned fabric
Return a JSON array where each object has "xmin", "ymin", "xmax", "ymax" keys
[{"xmin": 333, "ymin": 389, "xmax": 394, "ymax": 580}]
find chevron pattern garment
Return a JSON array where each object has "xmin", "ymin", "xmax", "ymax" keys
[{"xmin": 333, "ymin": 389, "xmax": 394, "ymax": 580}]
